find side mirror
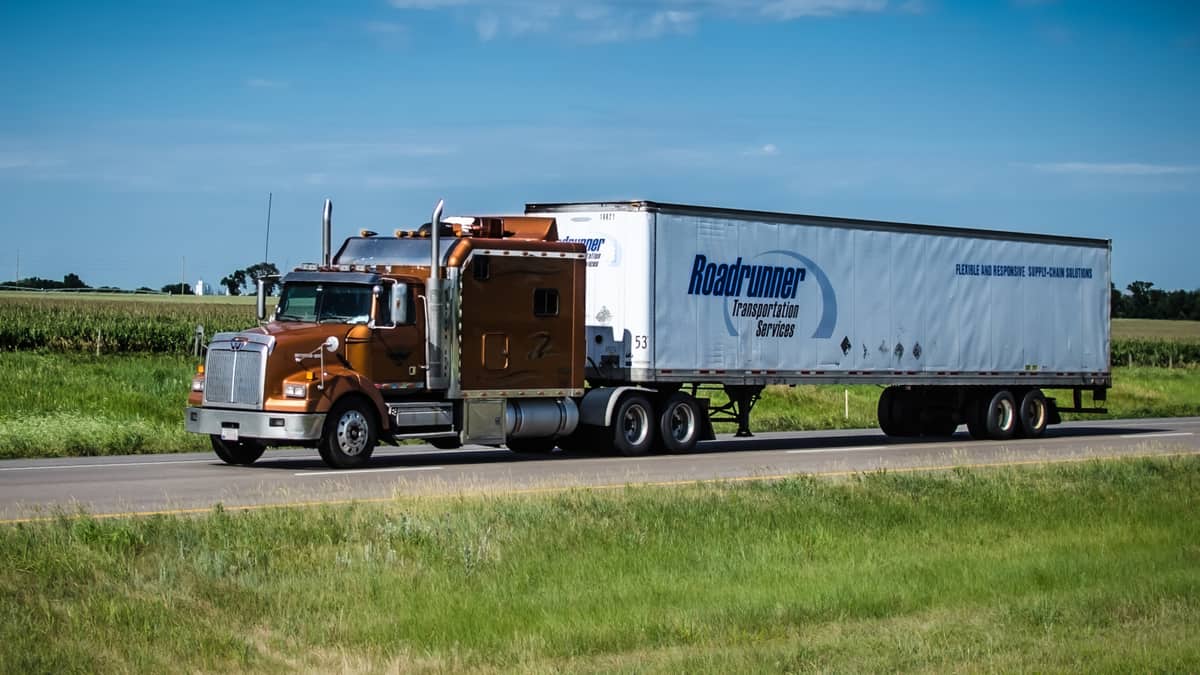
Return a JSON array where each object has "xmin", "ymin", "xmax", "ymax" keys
[
  {"xmin": 323, "ymin": 336, "xmax": 340, "ymax": 353},
  {"xmin": 392, "ymin": 282, "xmax": 409, "ymax": 324}
]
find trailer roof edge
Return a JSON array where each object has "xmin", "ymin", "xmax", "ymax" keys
[{"xmin": 525, "ymin": 200, "xmax": 1112, "ymax": 249}]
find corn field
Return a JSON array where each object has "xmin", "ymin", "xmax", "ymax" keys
[
  {"xmin": 3, "ymin": 293, "xmax": 1199, "ymax": 363},
  {"xmin": 1111, "ymin": 338, "xmax": 1200, "ymax": 368},
  {"xmin": 0, "ymin": 294, "xmax": 257, "ymax": 354}
]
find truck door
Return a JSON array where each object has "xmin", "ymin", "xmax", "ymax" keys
[{"xmin": 369, "ymin": 281, "xmax": 426, "ymax": 387}]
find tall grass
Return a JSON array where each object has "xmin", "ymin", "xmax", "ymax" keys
[
  {"xmin": 0, "ymin": 353, "xmax": 208, "ymax": 457},
  {"xmin": 2, "ymin": 457, "xmax": 1197, "ymax": 672}
]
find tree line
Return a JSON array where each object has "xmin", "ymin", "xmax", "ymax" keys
[
  {"xmin": 1, "ymin": 263, "xmax": 281, "ymax": 296},
  {"xmin": 1112, "ymin": 282, "xmax": 1200, "ymax": 321},
  {"xmin": 4, "ymin": 272, "xmax": 1197, "ymax": 320}
]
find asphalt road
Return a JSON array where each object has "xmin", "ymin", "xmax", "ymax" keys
[{"xmin": 2, "ymin": 417, "xmax": 1198, "ymax": 522}]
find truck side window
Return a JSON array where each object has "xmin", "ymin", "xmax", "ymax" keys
[
  {"xmin": 375, "ymin": 284, "xmax": 392, "ymax": 327},
  {"xmin": 473, "ymin": 256, "xmax": 490, "ymax": 281},
  {"xmin": 534, "ymin": 288, "xmax": 559, "ymax": 317}
]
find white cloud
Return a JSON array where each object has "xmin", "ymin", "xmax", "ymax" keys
[
  {"xmin": 475, "ymin": 12, "xmax": 500, "ymax": 40},
  {"xmin": 761, "ymin": 0, "xmax": 887, "ymax": 20},
  {"xmin": 388, "ymin": 0, "xmax": 895, "ymax": 42},
  {"xmin": 388, "ymin": 0, "xmax": 470, "ymax": 7},
  {"xmin": 0, "ymin": 152, "xmax": 63, "ymax": 171},
  {"xmin": 746, "ymin": 143, "xmax": 780, "ymax": 156},
  {"xmin": 1031, "ymin": 162, "xmax": 1198, "ymax": 176},
  {"xmin": 0, "ymin": 155, "xmax": 34, "ymax": 170},
  {"xmin": 364, "ymin": 20, "xmax": 407, "ymax": 35},
  {"xmin": 246, "ymin": 78, "xmax": 287, "ymax": 89}
]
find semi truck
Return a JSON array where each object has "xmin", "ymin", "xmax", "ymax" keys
[{"xmin": 186, "ymin": 199, "xmax": 1111, "ymax": 468}]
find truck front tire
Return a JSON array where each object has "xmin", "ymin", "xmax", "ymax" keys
[
  {"xmin": 319, "ymin": 398, "xmax": 377, "ymax": 469},
  {"xmin": 210, "ymin": 435, "xmax": 265, "ymax": 466}
]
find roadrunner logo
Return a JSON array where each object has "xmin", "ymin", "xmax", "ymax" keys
[
  {"xmin": 686, "ymin": 252, "xmax": 838, "ymax": 339},
  {"xmin": 560, "ymin": 236, "xmax": 610, "ymax": 268}
]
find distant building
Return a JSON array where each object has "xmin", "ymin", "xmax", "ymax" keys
[{"xmin": 194, "ymin": 279, "xmax": 206, "ymax": 296}]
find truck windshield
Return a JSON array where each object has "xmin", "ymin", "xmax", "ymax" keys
[{"xmin": 276, "ymin": 283, "xmax": 373, "ymax": 324}]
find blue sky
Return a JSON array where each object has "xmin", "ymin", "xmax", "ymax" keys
[{"xmin": 1, "ymin": 0, "xmax": 1197, "ymax": 292}]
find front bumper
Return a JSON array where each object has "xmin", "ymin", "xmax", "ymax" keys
[{"xmin": 185, "ymin": 407, "xmax": 325, "ymax": 442}]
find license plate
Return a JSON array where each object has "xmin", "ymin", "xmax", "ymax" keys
[{"xmin": 221, "ymin": 427, "xmax": 239, "ymax": 442}]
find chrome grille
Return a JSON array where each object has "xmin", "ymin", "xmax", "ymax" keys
[{"xmin": 204, "ymin": 347, "xmax": 265, "ymax": 408}]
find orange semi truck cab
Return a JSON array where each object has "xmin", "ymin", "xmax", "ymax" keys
[{"xmin": 186, "ymin": 201, "xmax": 587, "ymax": 468}]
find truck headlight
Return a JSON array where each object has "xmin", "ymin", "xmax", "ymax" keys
[
  {"xmin": 191, "ymin": 377, "xmax": 205, "ymax": 392},
  {"xmin": 284, "ymin": 383, "xmax": 307, "ymax": 399}
]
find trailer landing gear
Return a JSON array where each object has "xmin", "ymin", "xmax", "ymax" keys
[{"xmin": 707, "ymin": 385, "xmax": 763, "ymax": 437}]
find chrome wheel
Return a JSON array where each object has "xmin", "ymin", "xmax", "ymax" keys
[
  {"xmin": 667, "ymin": 402, "xmax": 696, "ymax": 444},
  {"xmin": 984, "ymin": 390, "xmax": 1018, "ymax": 440},
  {"xmin": 335, "ymin": 409, "xmax": 371, "ymax": 456},
  {"xmin": 611, "ymin": 394, "xmax": 655, "ymax": 456},
  {"xmin": 1019, "ymin": 389, "xmax": 1048, "ymax": 438},
  {"xmin": 995, "ymin": 398, "xmax": 1015, "ymax": 432},
  {"xmin": 622, "ymin": 403, "xmax": 650, "ymax": 447},
  {"xmin": 658, "ymin": 393, "xmax": 702, "ymax": 454}
]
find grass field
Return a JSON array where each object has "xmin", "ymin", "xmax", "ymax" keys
[
  {"xmin": 0, "ymin": 306, "xmax": 1196, "ymax": 458},
  {"xmin": 707, "ymin": 366, "xmax": 1200, "ymax": 433},
  {"xmin": 0, "ymin": 353, "xmax": 208, "ymax": 457},
  {"xmin": 1112, "ymin": 318, "xmax": 1200, "ymax": 339},
  {"xmin": 2, "ymin": 456, "xmax": 1197, "ymax": 672},
  {"xmin": 0, "ymin": 351, "xmax": 1197, "ymax": 459}
]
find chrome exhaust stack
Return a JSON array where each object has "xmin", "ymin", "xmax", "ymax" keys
[
  {"xmin": 426, "ymin": 199, "xmax": 447, "ymax": 390},
  {"xmin": 321, "ymin": 199, "xmax": 333, "ymax": 266}
]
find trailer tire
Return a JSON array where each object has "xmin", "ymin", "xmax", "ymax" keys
[
  {"xmin": 1018, "ymin": 389, "xmax": 1048, "ymax": 438},
  {"xmin": 878, "ymin": 388, "xmax": 920, "ymax": 437},
  {"xmin": 318, "ymin": 398, "xmax": 377, "ymax": 469},
  {"xmin": 658, "ymin": 393, "xmax": 701, "ymax": 454},
  {"xmin": 877, "ymin": 388, "xmax": 900, "ymax": 436},
  {"xmin": 210, "ymin": 436, "xmax": 265, "ymax": 466},
  {"xmin": 983, "ymin": 390, "xmax": 1018, "ymax": 440},
  {"xmin": 611, "ymin": 394, "xmax": 655, "ymax": 457}
]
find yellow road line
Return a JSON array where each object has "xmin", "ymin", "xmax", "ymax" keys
[{"xmin": 2, "ymin": 449, "xmax": 1197, "ymax": 525}]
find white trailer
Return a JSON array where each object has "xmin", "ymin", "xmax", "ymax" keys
[{"xmin": 527, "ymin": 200, "xmax": 1111, "ymax": 444}]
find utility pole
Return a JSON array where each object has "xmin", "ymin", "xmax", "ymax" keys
[
  {"xmin": 264, "ymin": 192, "xmax": 273, "ymax": 264},
  {"xmin": 181, "ymin": 256, "xmax": 186, "ymax": 295},
  {"xmin": 14, "ymin": 249, "xmax": 18, "ymax": 283}
]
